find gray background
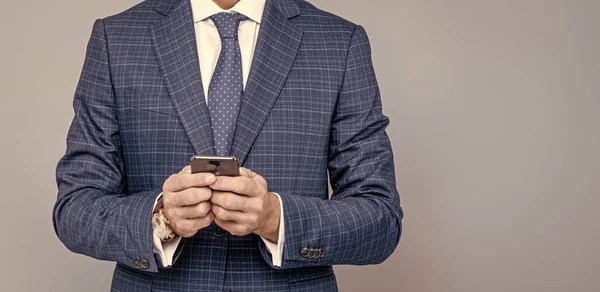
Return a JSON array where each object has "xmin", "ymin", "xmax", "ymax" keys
[{"xmin": 0, "ymin": 0, "xmax": 599, "ymax": 291}]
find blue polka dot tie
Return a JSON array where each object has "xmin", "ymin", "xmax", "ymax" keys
[{"xmin": 208, "ymin": 12, "xmax": 248, "ymax": 156}]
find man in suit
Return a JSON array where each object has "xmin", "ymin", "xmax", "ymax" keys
[{"xmin": 54, "ymin": 0, "xmax": 403, "ymax": 291}]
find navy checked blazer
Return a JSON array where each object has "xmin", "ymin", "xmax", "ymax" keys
[{"xmin": 53, "ymin": 0, "xmax": 403, "ymax": 291}]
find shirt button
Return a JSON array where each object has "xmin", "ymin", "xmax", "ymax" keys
[{"xmin": 214, "ymin": 226, "xmax": 225, "ymax": 238}]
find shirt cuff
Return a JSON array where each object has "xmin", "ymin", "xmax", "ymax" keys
[
  {"xmin": 260, "ymin": 192, "xmax": 285, "ymax": 267},
  {"xmin": 151, "ymin": 193, "xmax": 182, "ymax": 267}
]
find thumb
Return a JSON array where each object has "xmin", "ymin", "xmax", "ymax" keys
[{"xmin": 239, "ymin": 167, "xmax": 257, "ymax": 178}]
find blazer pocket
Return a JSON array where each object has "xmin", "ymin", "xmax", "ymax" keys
[{"xmin": 122, "ymin": 89, "xmax": 179, "ymax": 117}]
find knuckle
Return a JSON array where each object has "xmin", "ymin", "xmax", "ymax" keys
[
  {"xmin": 246, "ymin": 181, "xmax": 256, "ymax": 195},
  {"xmin": 252, "ymin": 200, "xmax": 263, "ymax": 213},
  {"xmin": 179, "ymin": 175, "xmax": 191, "ymax": 189},
  {"xmin": 163, "ymin": 174, "xmax": 176, "ymax": 191},
  {"xmin": 176, "ymin": 189, "xmax": 190, "ymax": 206},
  {"xmin": 171, "ymin": 220, "xmax": 182, "ymax": 234},
  {"xmin": 199, "ymin": 202, "xmax": 210, "ymax": 216},
  {"xmin": 252, "ymin": 182, "xmax": 262, "ymax": 195},
  {"xmin": 241, "ymin": 197, "xmax": 250, "ymax": 211},
  {"xmin": 173, "ymin": 174, "xmax": 185, "ymax": 189},
  {"xmin": 162, "ymin": 195, "xmax": 172, "ymax": 208},
  {"xmin": 249, "ymin": 213, "xmax": 259, "ymax": 224},
  {"xmin": 187, "ymin": 187, "xmax": 199, "ymax": 198},
  {"xmin": 214, "ymin": 218, "xmax": 222, "ymax": 227},
  {"xmin": 170, "ymin": 208, "xmax": 180, "ymax": 219},
  {"xmin": 188, "ymin": 188, "xmax": 200, "ymax": 203},
  {"xmin": 181, "ymin": 221, "xmax": 193, "ymax": 232},
  {"xmin": 222, "ymin": 194, "xmax": 232, "ymax": 208},
  {"xmin": 201, "ymin": 187, "xmax": 213, "ymax": 201},
  {"xmin": 257, "ymin": 203, "xmax": 265, "ymax": 213},
  {"xmin": 236, "ymin": 181, "xmax": 245, "ymax": 193},
  {"xmin": 193, "ymin": 187, "xmax": 209, "ymax": 203},
  {"xmin": 217, "ymin": 208, "xmax": 227, "ymax": 220},
  {"xmin": 202, "ymin": 215, "xmax": 213, "ymax": 227},
  {"xmin": 239, "ymin": 225, "xmax": 250, "ymax": 235},
  {"xmin": 192, "ymin": 219, "xmax": 204, "ymax": 230}
]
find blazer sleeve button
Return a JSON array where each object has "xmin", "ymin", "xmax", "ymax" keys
[
  {"xmin": 139, "ymin": 259, "xmax": 149, "ymax": 270},
  {"xmin": 129, "ymin": 258, "xmax": 150, "ymax": 270},
  {"xmin": 315, "ymin": 249, "xmax": 323, "ymax": 258},
  {"xmin": 301, "ymin": 247, "xmax": 310, "ymax": 258}
]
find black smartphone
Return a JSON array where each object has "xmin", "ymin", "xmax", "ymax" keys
[{"xmin": 190, "ymin": 155, "xmax": 240, "ymax": 176}]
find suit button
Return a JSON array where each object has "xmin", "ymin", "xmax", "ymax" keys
[
  {"xmin": 214, "ymin": 226, "xmax": 225, "ymax": 238},
  {"xmin": 129, "ymin": 258, "xmax": 149, "ymax": 270},
  {"xmin": 308, "ymin": 249, "xmax": 316, "ymax": 258},
  {"xmin": 301, "ymin": 247, "xmax": 310, "ymax": 258},
  {"xmin": 315, "ymin": 249, "xmax": 323, "ymax": 258}
]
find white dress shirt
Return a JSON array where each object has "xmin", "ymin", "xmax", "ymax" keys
[{"xmin": 152, "ymin": 0, "xmax": 285, "ymax": 268}]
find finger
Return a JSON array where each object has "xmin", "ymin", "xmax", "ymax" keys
[
  {"xmin": 180, "ymin": 165, "xmax": 192, "ymax": 174},
  {"xmin": 210, "ymin": 176, "xmax": 261, "ymax": 196},
  {"xmin": 175, "ymin": 214, "xmax": 214, "ymax": 238},
  {"xmin": 164, "ymin": 172, "xmax": 216, "ymax": 192},
  {"xmin": 211, "ymin": 204, "xmax": 247, "ymax": 223},
  {"xmin": 210, "ymin": 191, "xmax": 248, "ymax": 211},
  {"xmin": 238, "ymin": 167, "xmax": 257, "ymax": 178},
  {"xmin": 176, "ymin": 201, "xmax": 212, "ymax": 219},
  {"xmin": 168, "ymin": 187, "xmax": 212, "ymax": 207},
  {"xmin": 214, "ymin": 219, "xmax": 251, "ymax": 236}
]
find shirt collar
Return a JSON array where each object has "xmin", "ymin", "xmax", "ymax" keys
[{"xmin": 191, "ymin": 0, "xmax": 266, "ymax": 24}]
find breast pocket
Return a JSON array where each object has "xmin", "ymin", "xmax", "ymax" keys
[{"xmin": 122, "ymin": 89, "xmax": 179, "ymax": 117}]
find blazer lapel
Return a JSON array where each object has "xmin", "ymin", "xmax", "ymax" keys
[
  {"xmin": 229, "ymin": 0, "xmax": 303, "ymax": 165},
  {"xmin": 151, "ymin": 0, "xmax": 215, "ymax": 155}
]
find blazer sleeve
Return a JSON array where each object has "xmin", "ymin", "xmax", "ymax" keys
[
  {"xmin": 259, "ymin": 25, "xmax": 403, "ymax": 269},
  {"xmin": 53, "ymin": 19, "xmax": 163, "ymax": 273}
]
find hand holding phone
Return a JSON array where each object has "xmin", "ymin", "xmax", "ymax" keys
[{"xmin": 160, "ymin": 165, "xmax": 215, "ymax": 238}]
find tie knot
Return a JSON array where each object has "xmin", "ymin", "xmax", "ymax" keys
[{"xmin": 210, "ymin": 12, "xmax": 248, "ymax": 40}]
